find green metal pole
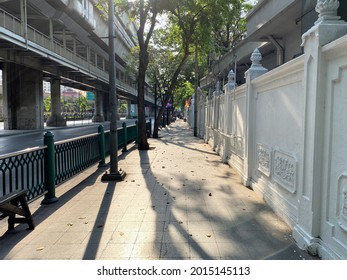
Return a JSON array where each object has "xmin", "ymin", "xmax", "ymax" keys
[
  {"xmin": 135, "ymin": 120, "xmax": 138, "ymax": 144},
  {"xmin": 98, "ymin": 125, "xmax": 107, "ymax": 167},
  {"xmin": 101, "ymin": 0, "xmax": 125, "ymax": 181},
  {"xmin": 42, "ymin": 131, "xmax": 58, "ymax": 204},
  {"xmin": 122, "ymin": 122, "xmax": 128, "ymax": 152}
]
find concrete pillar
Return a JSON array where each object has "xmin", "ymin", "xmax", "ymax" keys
[
  {"xmin": 46, "ymin": 78, "xmax": 66, "ymax": 127},
  {"xmin": 293, "ymin": 0, "xmax": 347, "ymax": 256},
  {"xmin": 3, "ymin": 63, "xmax": 44, "ymax": 129},
  {"xmin": 126, "ymin": 99, "xmax": 132, "ymax": 119},
  {"xmin": 94, "ymin": 89, "xmax": 104, "ymax": 122},
  {"xmin": 243, "ymin": 49, "xmax": 268, "ymax": 187}
]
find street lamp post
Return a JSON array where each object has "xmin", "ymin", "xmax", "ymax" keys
[{"xmin": 102, "ymin": 0, "xmax": 126, "ymax": 181}]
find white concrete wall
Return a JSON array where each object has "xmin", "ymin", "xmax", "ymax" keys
[
  {"xmin": 251, "ymin": 56, "xmax": 305, "ymax": 227},
  {"xmin": 196, "ymin": 28, "xmax": 347, "ymax": 259}
]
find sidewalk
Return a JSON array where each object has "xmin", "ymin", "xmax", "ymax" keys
[{"xmin": 0, "ymin": 120, "xmax": 319, "ymax": 260}]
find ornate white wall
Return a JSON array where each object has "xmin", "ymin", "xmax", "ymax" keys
[{"xmin": 196, "ymin": 0, "xmax": 347, "ymax": 260}]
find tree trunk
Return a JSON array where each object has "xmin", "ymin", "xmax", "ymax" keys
[{"xmin": 137, "ymin": 49, "xmax": 150, "ymax": 150}]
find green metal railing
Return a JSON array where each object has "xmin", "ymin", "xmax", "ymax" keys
[
  {"xmin": 0, "ymin": 120, "xmax": 152, "ymax": 203},
  {"xmin": 54, "ymin": 133, "xmax": 100, "ymax": 185},
  {"xmin": 0, "ymin": 147, "xmax": 46, "ymax": 201}
]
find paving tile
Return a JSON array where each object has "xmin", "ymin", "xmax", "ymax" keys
[
  {"xmin": 135, "ymin": 231, "xmax": 164, "ymax": 244},
  {"xmin": 217, "ymin": 242, "xmax": 251, "ymax": 260},
  {"xmin": 130, "ymin": 242, "xmax": 161, "ymax": 258},
  {"xmin": 7, "ymin": 244, "xmax": 53, "ymax": 260},
  {"xmin": 40, "ymin": 244, "xmax": 79, "ymax": 260},
  {"xmin": 160, "ymin": 242, "xmax": 190, "ymax": 259},
  {"xmin": 189, "ymin": 241, "xmax": 220, "ymax": 259},
  {"xmin": 109, "ymin": 231, "xmax": 138, "ymax": 244},
  {"xmin": 70, "ymin": 242, "xmax": 108, "ymax": 260},
  {"xmin": 100, "ymin": 243, "xmax": 135, "ymax": 259},
  {"xmin": 116, "ymin": 221, "xmax": 142, "ymax": 232}
]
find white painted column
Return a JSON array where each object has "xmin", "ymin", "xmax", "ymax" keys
[{"xmin": 243, "ymin": 49, "xmax": 268, "ymax": 187}]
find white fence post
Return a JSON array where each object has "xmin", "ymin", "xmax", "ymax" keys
[{"xmin": 243, "ymin": 49, "xmax": 268, "ymax": 186}]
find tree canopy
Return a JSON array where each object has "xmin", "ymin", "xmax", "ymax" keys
[{"xmin": 97, "ymin": 0, "xmax": 253, "ymax": 142}]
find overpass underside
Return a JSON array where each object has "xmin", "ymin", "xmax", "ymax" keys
[{"xmin": 0, "ymin": 0, "xmax": 154, "ymax": 130}]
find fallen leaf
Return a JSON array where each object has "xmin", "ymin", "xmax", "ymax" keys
[{"xmin": 36, "ymin": 247, "xmax": 45, "ymax": 251}]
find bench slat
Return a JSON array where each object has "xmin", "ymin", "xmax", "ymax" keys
[{"xmin": 0, "ymin": 189, "xmax": 27, "ymax": 206}]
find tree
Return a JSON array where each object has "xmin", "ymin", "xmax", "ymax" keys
[
  {"xmin": 97, "ymin": 0, "xmax": 252, "ymax": 142},
  {"xmin": 148, "ymin": 0, "xmax": 213, "ymax": 138},
  {"xmin": 97, "ymin": 0, "xmax": 172, "ymax": 149},
  {"xmin": 208, "ymin": 1, "xmax": 252, "ymax": 61},
  {"xmin": 118, "ymin": 0, "xmax": 174, "ymax": 149},
  {"xmin": 75, "ymin": 95, "xmax": 91, "ymax": 113},
  {"xmin": 149, "ymin": 0, "xmax": 248, "ymax": 138},
  {"xmin": 43, "ymin": 97, "xmax": 51, "ymax": 113}
]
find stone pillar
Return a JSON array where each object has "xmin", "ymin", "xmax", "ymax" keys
[
  {"xmin": 126, "ymin": 99, "xmax": 132, "ymax": 119},
  {"xmin": 94, "ymin": 89, "xmax": 104, "ymax": 122},
  {"xmin": 293, "ymin": 0, "xmax": 347, "ymax": 255},
  {"xmin": 243, "ymin": 49, "xmax": 268, "ymax": 187},
  {"xmin": 3, "ymin": 63, "xmax": 44, "ymax": 129},
  {"xmin": 46, "ymin": 78, "xmax": 66, "ymax": 127}
]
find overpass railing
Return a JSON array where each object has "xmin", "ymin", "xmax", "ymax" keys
[
  {"xmin": 0, "ymin": 121, "xmax": 151, "ymax": 203},
  {"xmin": 0, "ymin": 8, "xmax": 145, "ymax": 100}
]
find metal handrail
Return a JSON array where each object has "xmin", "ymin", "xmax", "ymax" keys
[{"xmin": 0, "ymin": 146, "xmax": 46, "ymax": 159}]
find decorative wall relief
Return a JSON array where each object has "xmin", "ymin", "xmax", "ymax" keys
[
  {"xmin": 273, "ymin": 150, "xmax": 297, "ymax": 193},
  {"xmin": 337, "ymin": 174, "xmax": 347, "ymax": 232},
  {"xmin": 256, "ymin": 144, "xmax": 271, "ymax": 177}
]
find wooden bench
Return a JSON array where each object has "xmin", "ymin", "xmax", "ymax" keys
[{"xmin": 0, "ymin": 189, "xmax": 35, "ymax": 230}]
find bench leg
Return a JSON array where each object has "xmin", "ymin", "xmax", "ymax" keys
[
  {"xmin": 1, "ymin": 195, "xmax": 35, "ymax": 231},
  {"xmin": 18, "ymin": 196, "xmax": 35, "ymax": 230},
  {"xmin": 8, "ymin": 212, "xmax": 15, "ymax": 230}
]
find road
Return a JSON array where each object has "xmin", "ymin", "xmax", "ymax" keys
[{"xmin": 0, "ymin": 119, "xmax": 142, "ymax": 156}]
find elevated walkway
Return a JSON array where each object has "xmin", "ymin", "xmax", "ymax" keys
[{"xmin": 0, "ymin": 120, "xmax": 318, "ymax": 260}]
